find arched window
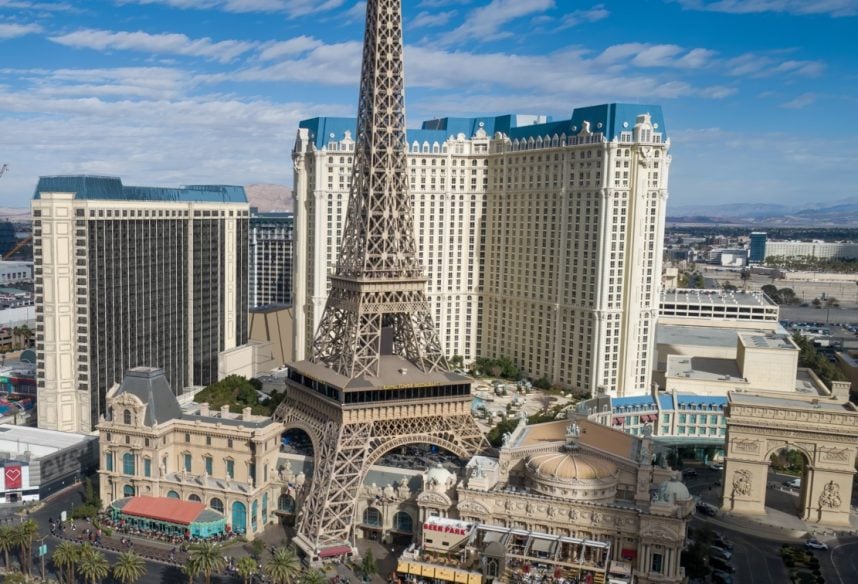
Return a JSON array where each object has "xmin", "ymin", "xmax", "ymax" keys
[
  {"xmin": 363, "ymin": 507, "xmax": 382, "ymax": 527},
  {"xmin": 122, "ymin": 453, "xmax": 135, "ymax": 476},
  {"xmin": 123, "ymin": 485, "xmax": 135, "ymax": 497},
  {"xmin": 189, "ymin": 494, "xmax": 201, "ymax": 502},
  {"xmin": 251, "ymin": 500, "xmax": 259, "ymax": 532},
  {"xmin": 231, "ymin": 501, "xmax": 247, "ymax": 534},
  {"xmin": 123, "ymin": 409, "xmax": 132, "ymax": 425},
  {"xmin": 210, "ymin": 498, "xmax": 224, "ymax": 514},
  {"xmin": 166, "ymin": 490, "xmax": 180, "ymax": 499},
  {"xmin": 262, "ymin": 493, "xmax": 268, "ymax": 524},
  {"xmin": 393, "ymin": 511, "xmax": 413, "ymax": 533}
]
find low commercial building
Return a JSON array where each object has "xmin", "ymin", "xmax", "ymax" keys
[
  {"xmin": 659, "ymin": 289, "xmax": 779, "ymax": 330},
  {"xmin": 0, "ymin": 424, "xmax": 97, "ymax": 504},
  {"xmin": 765, "ymin": 240, "xmax": 858, "ymax": 262},
  {"xmin": 0, "ymin": 262, "xmax": 32, "ymax": 285},
  {"xmin": 97, "ymin": 367, "xmax": 283, "ymax": 539}
]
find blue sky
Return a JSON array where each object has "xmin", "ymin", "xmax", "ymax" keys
[{"xmin": 0, "ymin": 0, "xmax": 856, "ymax": 209}]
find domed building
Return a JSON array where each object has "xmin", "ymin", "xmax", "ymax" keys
[{"xmin": 525, "ymin": 448, "xmax": 618, "ymax": 501}]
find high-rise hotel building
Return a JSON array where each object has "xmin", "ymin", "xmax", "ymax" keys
[
  {"xmin": 32, "ymin": 176, "xmax": 250, "ymax": 432},
  {"xmin": 249, "ymin": 210, "xmax": 294, "ymax": 309},
  {"xmin": 292, "ymin": 104, "xmax": 670, "ymax": 397}
]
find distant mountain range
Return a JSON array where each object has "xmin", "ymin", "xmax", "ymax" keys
[
  {"xmin": 668, "ymin": 200, "xmax": 858, "ymax": 226},
  {"xmin": 245, "ymin": 184, "xmax": 293, "ymax": 213}
]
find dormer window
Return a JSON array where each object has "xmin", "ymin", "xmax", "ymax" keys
[{"xmin": 123, "ymin": 409, "xmax": 132, "ymax": 425}]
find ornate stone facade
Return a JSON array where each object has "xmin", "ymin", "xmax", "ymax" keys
[
  {"xmin": 721, "ymin": 393, "xmax": 858, "ymax": 526},
  {"xmin": 97, "ymin": 368, "xmax": 283, "ymax": 540}
]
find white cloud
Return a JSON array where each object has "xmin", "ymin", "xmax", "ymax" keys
[
  {"xmin": 557, "ymin": 4, "xmax": 609, "ymax": 30},
  {"xmin": 115, "ymin": 0, "xmax": 347, "ymax": 16},
  {"xmin": 49, "ymin": 28, "xmax": 257, "ymax": 62},
  {"xmin": 0, "ymin": 0, "xmax": 75, "ymax": 10},
  {"xmin": 596, "ymin": 43, "xmax": 715, "ymax": 69},
  {"xmin": 411, "ymin": 10, "xmax": 456, "ymax": 29},
  {"xmin": 258, "ymin": 36, "xmax": 322, "ymax": 61},
  {"xmin": 0, "ymin": 22, "xmax": 42, "ymax": 39},
  {"xmin": 676, "ymin": 0, "xmax": 858, "ymax": 17},
  {"xmin": 437, "ymin": 0, "xmax": 555, "ymax": 45},
  {"xmin": 781, "ymin": 92, "xmax": 816, "ymax": 109},
  {"xmin": 726, "ymin": 52, "xmax": 825, "ymax": 77}
]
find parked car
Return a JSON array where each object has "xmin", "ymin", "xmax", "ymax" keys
[
  {"xmin": 712, "ymin": 533, "xmax": 733, "ymax": 550},
  {"xmin": 805, "ymin": 538, "xmax": 829, "ymax": 551},
  {"xmin": 710, "ymin": 546, "xmax": 733, "ymax": 561},
  {"xmin": 784, "ymin": 478, "xmax": 801, "ymax": 488},
  {"xmin": 696, "ymin": 502, "xmax": 718, "ymax": 517},
  {"xmin": 712, "ymin": 570, "xmax": 734, "ymax": 584},
  {"xmin": 710, "ymin": 556, "xmax": 734, "ymax": 573},
  {"xmin": 708, "ymin": 463, "xmax": 724, "ymax": 471}
]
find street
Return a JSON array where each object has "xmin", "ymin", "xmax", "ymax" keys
[{"xmin": 683, "ymin": 463, "xmax": 858, "ymax": 584}]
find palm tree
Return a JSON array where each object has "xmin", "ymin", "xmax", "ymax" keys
[
  {"xmin": 187, "ymin": 542, "xmax": 226, "ymax": 584},
  {"xmin": 52, "ymin": 541, "xmax": 81, "ymax": 584},
  {"xmin": 182, "ymin": 556, "xmax": 202, "ymax": 584},
  {"xmin": 77, "ymin": 544, "xmax": 109, "ymax": 584},
  {"xmin": 13, "ymin": 519, "xmax": 38, "ymax": 576},
  {"xmin": 0, "ymin": 525, "xmax": 15, "ymax": 570},
  {"xmin": 264, "ymin": 547, "xmax": 301, "ymax": 584},
  {"xmin": 236, "ymin": 556, "xmax": 257, "ymax": 584},
  {"xmin": 300, "ymin": 570, "xmax": 327, "ymax": 584},
  {"xmin": 112, "ymin": 551, "xmax": 146, "ymax": 584}
]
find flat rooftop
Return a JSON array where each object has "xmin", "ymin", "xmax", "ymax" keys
[
  {"xmin": 658, "ymin": 324, "xmax": 793, "ymax": 350},
  {"xmin": 661, "ymin": 289, "xmax": 777, "ymax": 308},
  {"xmin": 738, "ymin": 332, "xmax": 796, "ymax": 351},
  {"xmin": 293, "ymin": 354, "xmax": 469, "ymax": 390},
  {"xmin": 730, "ymin": 393, "xmax": 854, "ymax": 413},
  {"xmin": 666, "ymin": 356, "xmax": 745, "ymax": 383},
  {"xmin": 0, "ymin": 424, "xmax": 94, "ymax": 458}
]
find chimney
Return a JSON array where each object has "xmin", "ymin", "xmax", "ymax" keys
[
  {"xmin": 220, "ymin": 404, "xmax": 230, "ymax": 417},
  {"xmin": 242, "ymin": 407, "xmax": 252, "ymax": 420},
  {"xmin": 199, "ymin": 402, "xmax": 209, "ymax": 417}
]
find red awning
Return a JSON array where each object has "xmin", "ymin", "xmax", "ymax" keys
[
  {"xmin": 613, "ymin": 417, "xmax": 623, "ymax": 426},
  {"xmin": 318, "ymin": 545, "xmax": 352, "ymax": 558},
  {"xmin": 121, "ymin": 496, "xmax": 205, "ymax": 525}
]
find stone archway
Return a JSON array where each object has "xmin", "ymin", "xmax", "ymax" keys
[{"xmin": 721, "ymin": 393, "xmax": 858, "ymax": 526}]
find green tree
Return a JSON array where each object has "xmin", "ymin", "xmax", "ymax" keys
[
  {"xmin": 187, "ymin": 542, "xmax": 226, "ymax": 584},
  {"xmin": 236, "ymin": 556, "xmax": 258, "ymax": 584},
  {"xmin": 250, "ymin": 538, "xmax": 265, "ymax": 560},
  {"xmin": 182, "ymin": 557, "xmax": 201, "ymax": 584},
  {"xmin": 300, "ymin": 570, "xmax": 327, "ymax": 584},
  {"xmin": 0, "ymin": 526, "xmax": 15, "ymax": 570},
  {"xmin": 52, "ymin": 541, "xmax": 81, "ymax": 584},
  {"xmin": 194, "ymin": 375, "xmax": 271, "ymax": 415},
  {"xmin": 77, "ymin": 544, "xmax": 109, "ymax": 584},
  {"xmin": 13, "ymin": 520, "xmax": 38, "ymax": 576},
  {"xmin": 361, "ymin": 550, "xmax": 378, "ymax": 581},
  {"xmin": 112, "ymin": 552, "xmax": 146, "ymax": 584},
  {"xmin": 264, "ymin": 547, "xmax": 301, "ymax": 584}
]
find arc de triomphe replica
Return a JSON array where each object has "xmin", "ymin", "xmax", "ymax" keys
[{"xmin": 722, "ymin": 392, "xmax": 858, "ymax": 526}]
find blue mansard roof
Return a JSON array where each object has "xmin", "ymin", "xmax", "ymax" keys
[
  {"xmin": 33, "ymin": 175, "xmax": 247, "ymax": 203},
  {"xmin": 299, "ymin": 104, "xmax": 666, "ymax": 150}
]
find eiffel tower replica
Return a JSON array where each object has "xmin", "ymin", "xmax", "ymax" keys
[{"xmin": 275, "ymin": 0, "xmax": 486, "ymax": 559}]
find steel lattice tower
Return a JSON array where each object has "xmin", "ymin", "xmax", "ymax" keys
[{"xmin": 275, "ymin": 0, "xmax": 486, "ymax": 559}]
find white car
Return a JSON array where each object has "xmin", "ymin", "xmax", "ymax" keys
[
  {"xmin": 805, "ymin": 538, "xmax": 829, "ymax": 551},
  {"xmin": 709, "ymin": 463, "xmax": 724, "ymax": 471}
]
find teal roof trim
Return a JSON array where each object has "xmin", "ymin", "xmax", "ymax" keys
[
  {"xmin": 301, "ymin": 104, "xmax": 664, "ymax": 151},
  {"xmin": 34, "ymin": 176, "xmax": 247, "ymax": 203}
]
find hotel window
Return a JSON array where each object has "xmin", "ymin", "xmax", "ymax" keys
[
  {"xmin": 144, "ymin": 458, "xmax": 152, "ymax": 478},
  {"xmin": 104, "ymin": 452, "xmax": 113, "ymax": 472},
  {"xmin": 204, "ymin": 456, "xmax": 213, "ymax": 475},
  {"xmin": 226, "ymin": 459, "xmax": 235, "ymax": 479},
  {"xmin": 183, "ymin": 453, "xmax": 192, "ymax": 472}
]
